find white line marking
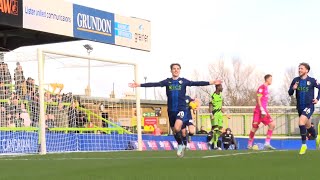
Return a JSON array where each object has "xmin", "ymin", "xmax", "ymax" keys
[
  {"xmin": 202, "ymin": 150, "xmax": 288, "ymax": 158},
  {"xmin": 0, "ymin": 150, "xmax": 287, "ymax": 161},
  {"xmin": 0, "ymin": 154, "xmax": 31, "ymax": 159}
]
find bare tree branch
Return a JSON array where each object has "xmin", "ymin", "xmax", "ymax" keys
[{"xmin": 279, "ymin": 66, "xmax": 297, "ymax": 105}]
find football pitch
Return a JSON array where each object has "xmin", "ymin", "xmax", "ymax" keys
[{"xmin": 0, "ymin": 150, "xmax": 319, "ymax": 180}]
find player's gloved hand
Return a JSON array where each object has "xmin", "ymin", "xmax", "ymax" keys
[{"xmin": 260, "ymin": 107, "xmax": 266, "ymax": 116}]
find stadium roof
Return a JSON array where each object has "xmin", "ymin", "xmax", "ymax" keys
[
  {"xmin": 0, "ymin": 24, "xmax": 76, "ymax": 51},
  {"xmin": 0, "ymin": 0, "xmax": 150, "ymax": 51}
]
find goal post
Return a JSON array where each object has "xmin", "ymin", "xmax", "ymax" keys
[{"xmin": 36, "ymin": 49, "xmax": 142, "ymax": 154}]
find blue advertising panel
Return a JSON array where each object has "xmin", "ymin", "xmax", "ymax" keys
[
  {"xmin": 1, "ymin": 132, "xmax": 316, "ymax": 154},
  {"xmin": 73, "ymin": 4, "xmax": 115, "ymax": 44}
]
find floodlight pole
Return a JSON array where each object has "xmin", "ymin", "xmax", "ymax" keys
[
  {"xmin": 83, "ymin": 44, "xmax": 93, "ymax": 96},
  {"xmin": 88, "ymin": 50, "xmax": 91, "ymax": 96},
  {"xmin": 144, "ymin": 76, "xmax": 147, "ymax": 99}
]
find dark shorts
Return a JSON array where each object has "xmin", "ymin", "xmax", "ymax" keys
[
  {"xmin": 182, "ymin": 119, "xmax": 194, "ymax": 129},
  {"xmin": 168, "ymin": 110, "xmax": 189, "ymax": 127},
  {"xmin": 298, "ymin": 106, "xmax": 314, "ymax": 119}
]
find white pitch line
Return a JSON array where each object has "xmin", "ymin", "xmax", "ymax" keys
[
  {"xmin": 0, "ymin": 150, "xmax": 287, "ymax": 161},
  {"xmin": 202, "ymin": 150, "xmax": 288, "ymax": 158},
  {"xmin": 0, "ymin": 154, "xmax": 31, "ymax": 159}
]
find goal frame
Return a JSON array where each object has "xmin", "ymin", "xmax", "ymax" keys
[{"xmin": 37, "ymin": 48, "xmax": 142, "ymax": 154}]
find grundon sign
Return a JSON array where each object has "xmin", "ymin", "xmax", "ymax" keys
[{"xmin": 73, "ymin": 4, "xmax": 115, "ymax": 45}]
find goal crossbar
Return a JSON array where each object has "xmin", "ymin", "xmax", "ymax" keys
[{"xmin": 37, "ymin": 48, "xmax": 142, "ymax": 154}]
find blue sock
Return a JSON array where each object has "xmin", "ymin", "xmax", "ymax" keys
[
  {"xmin": 299, "ymin": 125, "xmax": 307, "ymax": 144},
  {"xmin": 307, "ymin": 126, "xmax": 317, "ymax": 139}
]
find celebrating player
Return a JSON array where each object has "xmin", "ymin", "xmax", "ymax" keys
[
  {"xmin": 129, "ymin": 63, "xmax": 220, "ymax": 157},
  {"xmin": 247, "ymin": 74, "xmax": 276, "ymax": 150},
  {"xmin": 208, "ymin": 83, "xmax": 230, "ymax": 149},
  {"xmin": 288, "ymin": 62, "xmax": 320, "ymax": 155}
]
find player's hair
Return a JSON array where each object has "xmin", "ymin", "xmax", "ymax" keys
[
  {"xmin": 299, "ymin": 62, "xmax": 310, "ymax": 72},
  {"xmin": 215, "ymin": 84, "xmax": 222, "ymax": 88},
  {"xmin": 264, "ymin": 74, "xmax": 272, "ymax": 81},
  {"xmin": 170, "ymin": 63, "xmax": 181, "ymax": 70}
]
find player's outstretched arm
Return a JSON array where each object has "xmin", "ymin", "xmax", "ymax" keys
[
  {"xmin": 129, "ymin": 82, "xmax": 141, "ymax": 88},
  {"xmin": 129, "ymin": 79, "xmax": 168, "ymax": 88},
  {"xmin": 187, "ymin": 79, "xmax": 222, "ymax": 87},
  {"xmin": 288, "ymin": 78, "xmax": 298, "ymax": 96},
  {"xmin": 209, "ymin": 80, "xmax": 222, "ymax": 85}
]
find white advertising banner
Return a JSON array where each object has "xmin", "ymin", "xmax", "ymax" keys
[
  {"xmin": 115, "ymin": 15, "xmax": 151, "ymax": 51},
  {"xmin": 23, "ymin": 0, "xmax": 73, "ymax": 37}
]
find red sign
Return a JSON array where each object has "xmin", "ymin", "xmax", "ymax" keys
[
  {"xmin": 143, "ymin": 117, "xmax": 158, "ymax": 132},
  {"xmin": 144, "ymin": 117, "xmax": 157, "ymax": 126}
]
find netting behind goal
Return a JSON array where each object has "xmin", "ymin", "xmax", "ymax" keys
[{"xmin": 0, "ymin": 50, "xmax": 141, "ymax": 154}]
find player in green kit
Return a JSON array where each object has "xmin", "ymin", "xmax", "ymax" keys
[{"xmin": 208, "ymin": 83, "xmax": 230, "ymax": 149}]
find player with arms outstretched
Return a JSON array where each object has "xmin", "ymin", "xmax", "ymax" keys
[
  {"xmin": 288, "ymin": 63, "xmax": 320, "ymax": 154},
  {"xmin": 129, "ymin": 63, "xmax": 220, "ymax": 157},
  {"xmin": 248, "ymin": 74, "xmax": 276, "ymax": 150}
]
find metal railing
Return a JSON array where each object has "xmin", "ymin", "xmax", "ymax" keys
[{"xmin": 197, "ymin": 106, "xmax": 320, "ymax": 136}]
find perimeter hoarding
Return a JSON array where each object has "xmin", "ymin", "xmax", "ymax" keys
[
  {"xmin": 115, "ymin": 14, "xmax": 151, "ymax": 51},
  {"xmin": 23, "ymin": 0, "xmax": 73, "ymax": 37}
]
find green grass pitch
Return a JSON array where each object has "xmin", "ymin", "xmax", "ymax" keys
[{"xmin": 0, "ymin": 150, "xmax": 319, "ymax": 180}]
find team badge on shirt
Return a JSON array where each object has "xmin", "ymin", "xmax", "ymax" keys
[
  {"xmin": 307, "ymin": 81, "xmax": 311, "ymax": 86},
  {"xmin": 179, "ymin": 80, "xmax": 183, "ymax": 84},
  {"xmin": 258, "ymin": 89, "xmax": 263, "ymax": 93}
]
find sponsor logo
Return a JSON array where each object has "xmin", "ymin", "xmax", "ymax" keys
[
  {"xmin": 115, "ymin": 22, "xmax": 132, "ymax": 38},
  {"xmin": 24, "ymin": 6, "xmax": 71, "ymax": 23},
  {"xmin": 1, "ymin": 138, "xmax": 33, "ymax": 152},
  {"xmin": 169, "ymin": 85, "xmax": 181, "ymax": 90},
  {"xmin": 73, "ymin": 4, "xmax": 115, "ymax": 44},
  {"xmin": 307, "ymin": 81, "xmax": 311, "ymax": 86},
  {"xmin": 76, "ymin": 13, "xmax": 112, "ymax": 36},
  {"xmin": 297, "ymin": 86, "xmax": 309, "ymax": 92},
  {"xmin": 134, "ymin": 25, "xmax": 149, "ymax": 43},
  {"xmin": 0, "ymin": 0, "xmax": 18, "ymax": 15}
]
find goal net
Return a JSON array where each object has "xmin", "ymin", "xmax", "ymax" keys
[{"xmin": 0, "ymin": 49, "xmax": 142, "ymax": 154}]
